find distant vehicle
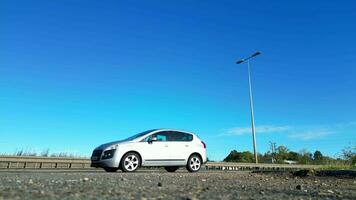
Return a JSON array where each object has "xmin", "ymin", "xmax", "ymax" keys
[
  {"xmin": 91, "ymin": 129, "xmax": 207, "ymax": 173},
  {"xmin": 283, "ymin": 160, "xmax": 298, "ymax": 164}
]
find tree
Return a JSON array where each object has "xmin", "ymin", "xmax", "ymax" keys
[
  {"xmin": 223, "ymin": 150, "xmax": 240, "ymax": 162},
  {"xmin": 223, "ymin": 150, "xmax": 254, "ymax": 163},
  {"xmin": 259, "ymin": 152, "xmax": 273, "ymax": 163},
  {"xmin": 287, "ymin": 151, "xmax": 299, "ymax": 161},
  {"xmin": 342, "ymin": 145, "xmax": 356, "ymax": 165},
  {"xmin": 313, "ymin": 150, "xmax": 323, "ymax": 164},
  {"xmin": 41, "ymin": 148, "xmax": 50, "ymax": 157},
  {"xmin": 298, "ymin": 149, "xmax": 313, "ymax": 164},
  {"xmin": 276, "ymin": 145, "xmax": 289, "ymax": 162},
  {"xmin": 222, "ymin": 145, "xmax": 355, "ymax": 166}
]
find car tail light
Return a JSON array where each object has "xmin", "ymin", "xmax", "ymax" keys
[{"xmin": 201, "ymin": 141, "xmax": 206, "ymax": 148}]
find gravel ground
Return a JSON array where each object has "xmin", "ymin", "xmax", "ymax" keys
[{"xmin": 0, "ymin": 170, "xmax": 355, "ymax": 200}]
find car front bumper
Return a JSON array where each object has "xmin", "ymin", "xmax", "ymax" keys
[
  {"xmin": 91, "ymin": 158, "xmax": 119, "ymax": 168},
  {"xmin": 91, "ymin": 149, "xmax": 121, "ymax": 168}
]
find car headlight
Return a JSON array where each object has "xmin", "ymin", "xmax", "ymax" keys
[
  {"xmin": 108, "ymin": 145, "xmax": 118, "ymax": 150},
  {"xmin": 102, "ymin": 149, "xmax": 116, "ymax": 160}
]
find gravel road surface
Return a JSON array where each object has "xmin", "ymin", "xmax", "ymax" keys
[{"xmin": 0, "ymin": 170, "xmax": 355, "ymax": 199}]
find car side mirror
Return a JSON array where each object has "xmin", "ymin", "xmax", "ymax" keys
[{"xmin": 148, "ymin": 137, "xmax": 157, "ymax": 144}]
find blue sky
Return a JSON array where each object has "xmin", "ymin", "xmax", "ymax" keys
[{"xmin": 1, "ymin": 0, "xmax": 355, "ymax": 160}]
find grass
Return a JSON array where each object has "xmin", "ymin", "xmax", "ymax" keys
[
  {"xmin": 318, "ymin": 164, "xmax": 356, "ymax": 170},
  {"xmin": 0, "ymin": 148, "xmax": 88, "ymax": 158}
]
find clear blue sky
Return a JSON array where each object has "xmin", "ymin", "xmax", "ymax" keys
[{"xmin": 1, "ymin": 0, "xmax": 355, "ymax": 160}]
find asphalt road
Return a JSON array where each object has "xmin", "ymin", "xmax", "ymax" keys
[{"xmin": 0, "ymin": 170, "xmax": 355, "ymax": 199}]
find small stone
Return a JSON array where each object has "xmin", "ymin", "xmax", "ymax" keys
[
  {"xmin": 260, "ymin": 191, "xmax": 265, "ymax": 195},
  {"xmin": 201, "ymin": 179, "xmax": 206, "ymax": 182},
  {"xmin": 157, "ymin": 182, "xmax": 162, "ymax": 187},
  {"xmin": 327, "ymin": 190, "xmax": 334, "ymax": 194},
  {"xmin": 28, "ymin": 179, "xmax": 33, "ymax": 184},
  {"xmin": 296, "ymin": 185, "xmax": 302, "ymax": 190},
  {"xmin": 83, "ymin": 177, "xmax": 89, "ymax": 182}
]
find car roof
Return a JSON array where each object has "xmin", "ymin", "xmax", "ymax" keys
[
  {"xmin": 131, "ymin": 129, "xmax": 197, "ymax": 142},
  {"xmin": 152, "ymin": 128, "xmax": 195, "ymax": 135}
]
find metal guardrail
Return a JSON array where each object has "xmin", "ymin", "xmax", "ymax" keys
[
  {"xmin": 205, "ymin": 162, "xmax": 322, "ymax": 171},
  {"xmin": 0, "ymin": 156, "xmax": 91, "ymax": 169},
  {"xmin": 0, "ymin": 156, "xmax": 322, "ymax": 170}
]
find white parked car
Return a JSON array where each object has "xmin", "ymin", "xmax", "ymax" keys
[{"xmin": 91, "ymin": 129, "xmax": 207, "ymax": 172}]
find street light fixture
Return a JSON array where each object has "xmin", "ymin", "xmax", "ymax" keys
[{"xmin": 236, "ymin": 51, "xmax": 261, "ymax": 164}]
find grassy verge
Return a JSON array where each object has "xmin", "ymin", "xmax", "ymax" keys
[{"xmin": 0, "ymin": 149, "xmax": 87, "ymax": 158}]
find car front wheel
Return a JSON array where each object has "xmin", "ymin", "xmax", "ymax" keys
[
  {"xmin": 121, "ymin": 152, "xmax": 140, "ymax": 172},
  {"xmin": 187, "ymin": 154, "xmax": 202, "ymax": 172}
]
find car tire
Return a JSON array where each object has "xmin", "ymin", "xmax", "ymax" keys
[
  {"xmin": 121, "ymin": 152, "xmax": 141, "ymax": 172},
  {"xmin": 164, "ymin": 166, "xmax": 179, "ymax": 172},
  {"xmin": 104, "ymin": 167, "xmax": 119, "ymax": 172},
  {"xmin": 186, "ymin": 154, "xmax": 202, "ymax": 173}
]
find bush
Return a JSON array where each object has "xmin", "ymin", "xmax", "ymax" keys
[{"xmin": 223, "ymin": 150, "xmax": 254, "ymax": 163}]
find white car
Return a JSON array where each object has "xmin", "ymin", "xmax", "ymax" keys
[{"xmin": 91, "ymin": 129, "xmax": 207, "ymax": 172}]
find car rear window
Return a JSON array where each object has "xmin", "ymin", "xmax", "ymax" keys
[{"xmin": 170, "ymin": 131, "xmax": 193, "ymax": 142}]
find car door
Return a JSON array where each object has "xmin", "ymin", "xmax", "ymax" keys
[
  {"xmin": 168, "ymin": 131, "xmax": 193, "ymax": 165},
  {"xmin": 138, "ymin": 131, "xmax": 171, "ymax": 166}
]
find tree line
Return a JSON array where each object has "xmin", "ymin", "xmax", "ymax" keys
[{"xmin": 223, "ymin": 144, "xmax": 356, "ymax": 166}]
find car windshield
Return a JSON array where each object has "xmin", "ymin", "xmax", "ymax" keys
[{"xmin": 124, "ymin": 129, "xmax": 157, "ymax": 141}]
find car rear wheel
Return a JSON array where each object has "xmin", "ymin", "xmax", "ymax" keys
[
  {"xmin": 164, "ymin": 166, "xmax": 179, "ymax": 172},
  {"xmin": 187, "ymin": 154, "xmax": 201, "ymax": 172},
  {"xmin": 121, "ymin": 152, "xmax": 140, "ymax": 172},
  {"xmin": 104, "ymin": 167, "xmax": 119, "ymax": 172}
]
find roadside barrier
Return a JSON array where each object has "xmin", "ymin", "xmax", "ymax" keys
[
  {"xmin": 204, "ymin": 162, "xmax": 322, "ymax": 171},
  {"xmin": 0, "ymin": 156, "xmax": 322, "ymax": 170},
  {"xmin": 0, "ymin": 156, "xmax": 91, "ymax": 169}
]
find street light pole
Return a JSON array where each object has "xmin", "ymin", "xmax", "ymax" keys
[
  {"xmin": 236, "ymin": 51, "xmax": 261, "ymax": 164},
  {"xmin": 247, "ymin": 59, "xmax": 258, "ymax": 163}
]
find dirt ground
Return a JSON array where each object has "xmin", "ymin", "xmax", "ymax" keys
[{"xmin": 0, "ymin": 170, "xmax": 355, "ymax": 199}]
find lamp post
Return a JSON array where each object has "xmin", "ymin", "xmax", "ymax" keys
[{"xmin": 236, "ymin": 51, "xmax": 261, "ymax": 164}]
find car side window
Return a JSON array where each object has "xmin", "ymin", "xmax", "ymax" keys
[
  {"xmin": 170, "ymin": 131, "xmax": 193, "ymax": 142},
  {"xmin": 143, "ymin": 131, "xmax": 169, "ymax": 142},
  {"xmin": 155, "ymin": 132, "xmax": 167, "ymax": 141},
  {"xmin": 143, "ymin": 136, "xmax": 150, "ymax": 142}
]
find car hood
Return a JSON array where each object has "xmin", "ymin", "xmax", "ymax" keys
[{"xmin": 96, "ymin": 139, "xmax": 131, "ymax": 150}]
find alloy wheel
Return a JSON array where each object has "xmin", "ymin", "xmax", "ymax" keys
[
  {"xmin": 123, "ymin": 154, "xmax": 139, "ymax": 171},
  {"xmin": 189, "ymin": 156, "xmax": 201, "ymax": 171}
]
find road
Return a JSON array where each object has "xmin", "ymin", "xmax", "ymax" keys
[{"xmin": 0, "ymin": 170, "xmax": 355, "ymax": 199}]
